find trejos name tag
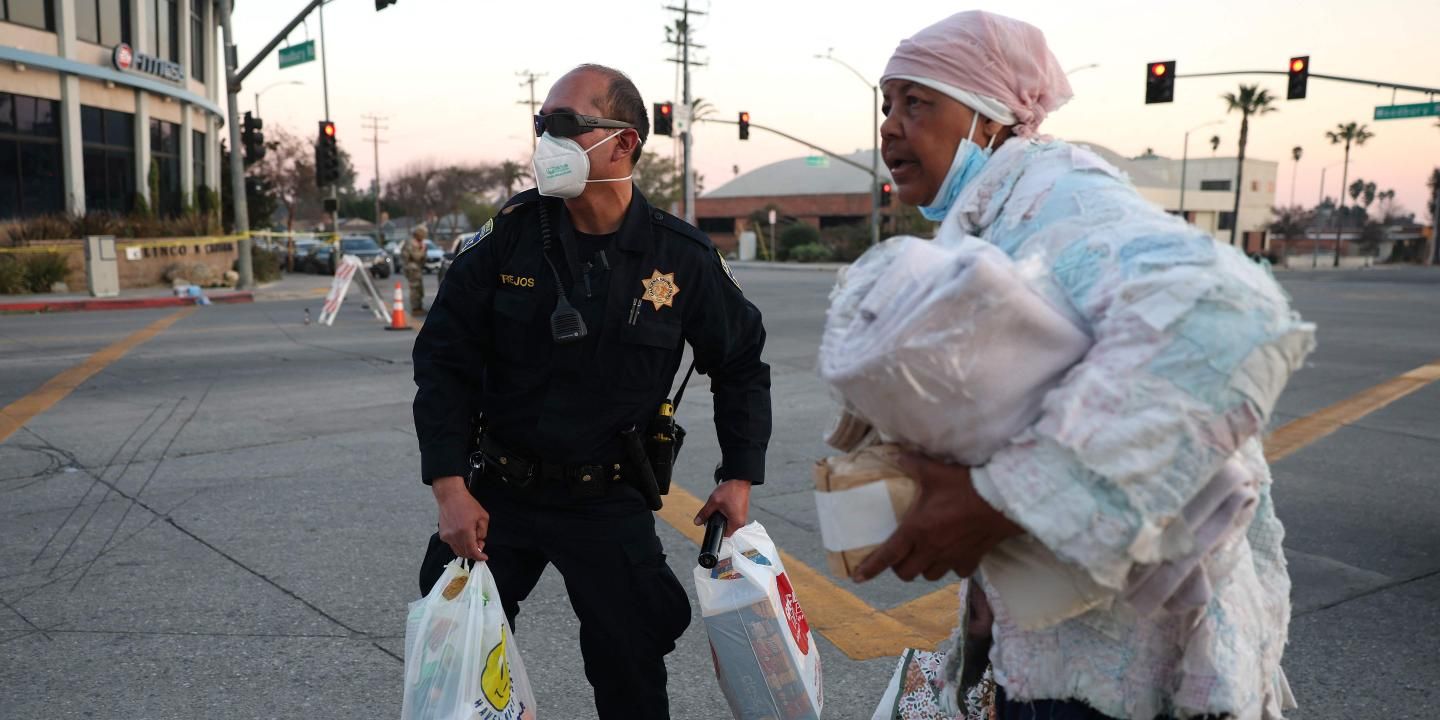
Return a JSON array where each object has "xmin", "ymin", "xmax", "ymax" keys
[{"xmin": 500, "ymin": 274, "xmax": 536, "ymax": 288}]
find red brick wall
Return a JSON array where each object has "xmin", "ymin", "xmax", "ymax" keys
[{"xmin": 15, "ymin": 238, "xmax": 240, "ymax": 290}]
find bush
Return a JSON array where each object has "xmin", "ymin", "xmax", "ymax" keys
[
  {"xmin": 788, "ymin": 243, "xmax": 834, "ymax": 263},
  {"xmin": 20, "ymin": 252, "xmax": 71, "ymax": 293},
  {"xmin": 777, "ymin": 223, "xmax": 820, "ymax": 260},
  {"xmin": 248, "ymin": 243, "xmax": 281, "ymax": 283},
  {"xmin": 0, "ymin": 255, "xmax": 25, "ymax": 293},
  {"xmin": 820, "ymin": 223, "xmax": 872, "ymax": 262}
]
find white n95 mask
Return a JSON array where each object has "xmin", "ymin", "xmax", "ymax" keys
[{"xmin": 531, "ymin": 130, "xmax": 632, "ymax": 199}]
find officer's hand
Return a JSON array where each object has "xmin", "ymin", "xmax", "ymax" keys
[
  {"xmin": 432, "ymin": 476, "xmax": 489, "ymax": 561},
  {"xmin": 695, "ymin": 479, "xmax": 751, "ymax": 538}
]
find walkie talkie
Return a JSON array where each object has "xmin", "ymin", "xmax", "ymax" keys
[{"xmin": 537, "ymin": 201, "xmax": 587, "ymax": 344}]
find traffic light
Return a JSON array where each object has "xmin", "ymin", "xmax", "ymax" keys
[
  {"xmin": 653, "ymin": 102, "xmax": 673, "ymax": 136},
  {"xmin": 1145, "ymin": 60, "xmax": 1175, "ymax": 104},
  {"xmin": 316, "ymin": 120, "xmax": 340, "ymax": 187},
  {"xmin": 241, "ymin": 111, "xmax": 264, "ymax": 166},
  {"xmin": 1287, "ymin": 56, "xmax": 1309, "ymax": 100},
  {"xmin": 375, "ymin": 0, "xmax": 397, "ymax": 9},
  {"xmin": 738, "ymin": 111, "xmax": 750, "ymax": 140},
  {"xmin": 879, "ymin": 182, "xmax": 893, "ymax": 207}
]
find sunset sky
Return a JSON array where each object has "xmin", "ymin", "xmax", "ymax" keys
[{"xmin": 234, "ymin": 0, "xmax": 1440, "ymax": 217}]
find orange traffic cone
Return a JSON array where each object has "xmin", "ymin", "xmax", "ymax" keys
[{"xmin": 385, "ymin": 281, "xmax": 411, "ymax": 331}]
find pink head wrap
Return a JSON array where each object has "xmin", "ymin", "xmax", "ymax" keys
[{"xmin": 881, "ymin": 11, "xmax": 1073, "ymax": 138}]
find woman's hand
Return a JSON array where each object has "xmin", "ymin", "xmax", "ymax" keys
[{"xmin": 852, "ymin": 453, "xmax": 1023, "ymax": 583}]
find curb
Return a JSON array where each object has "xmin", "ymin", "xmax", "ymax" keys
[
  {"xmin": 0, "ymin": 291, "xmax": 254, "ymax": 314},
  {"xmin": 728, "ymin": 261, "xmax": 848, "ymax": 272}
]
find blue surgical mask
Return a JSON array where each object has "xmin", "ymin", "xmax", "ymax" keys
[{"xmin": 919, "ymin": 113, "xmax": 995, "ymax": 222}]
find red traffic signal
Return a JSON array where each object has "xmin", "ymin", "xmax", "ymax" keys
[
  {"xmin": 1145, "ymin": 60, "xmax": 1176, "ymax": 104},
  {"xmin": 738, "ymin": 111, "xmax": 750, "ymax": 141},
  {"xmin": 879, "ymin": 182, "xmax": 893, "ymax": 207},
  {"xmin": 316, "ymin": 120, "xmax": 340, "ymax": 187},
  {"xmin": 653, "ymin": 102, "xmax": 674, "ymax": 136},
  {"xmin": 1287, "ymin": 56, "xmax": 1309, "ymax": 100},
  {"xmin": 321, "ymin": 121, "xmax": 336, "ymax": 138}
]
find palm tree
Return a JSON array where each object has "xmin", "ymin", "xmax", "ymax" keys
[
  {"xmin": 1362, "ymin": 181, "xmax": 1377, "ymax": 218},
  {"xmin": 494, "ymin": 160, "xmax": 531, "ymax": 200},
  {"xmin": 1221, "ymin": 85, "xmax": 1278, "ymax": 246},
  {"xmin": 1325, "ymin": 121, "xmax": 1375, "ymax": 266}
]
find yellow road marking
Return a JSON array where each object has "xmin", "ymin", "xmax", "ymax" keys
[
  {"xmin": 0, "ymin": 308, "xmax": 194, "ymax": 444},
  {"xmin": 657, "ymin": 485, "xmax": 931, "ymax": 660},
  {"xmin": 1266, "ymin": 359, "xmax": 1440, "ymax": 463}
]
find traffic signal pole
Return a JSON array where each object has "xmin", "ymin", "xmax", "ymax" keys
[
  {"xmin": 218, "ymin": 0, "xmax": 252, "ymax": 289},
  {"xmin": 697, "ymin": 117, "xmax": 875, "ymax": 175},
  {"xmin": 319, "ymin": 0, "xmax": 338, "ymax": 241},
  {"xmin": 1174, "ymin": 69, "xmax": 1440, "ymax": 96}
]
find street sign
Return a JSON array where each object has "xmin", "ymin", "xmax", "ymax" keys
[
  {"xmin": 278, "ymin": 40, "xmax": 316, "ymax": 69},
  {"xmin": 1374, "ymin": 102, "xmax": 1440, "ymax": 121},
  {"xmin": 805, "ymin": 156, "xmax": 829, "ymax": 168}
]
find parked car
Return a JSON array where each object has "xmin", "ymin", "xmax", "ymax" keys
[
  {"xmin": 274, "ymin": 238, "xmax": 320, "ymax": 271},
  {"xmin": 423, "ymin": 240, "xmax": 444, "ymax": 274},
  {"xmin": 302, "ymin": 237, "xmax": 393, "ymax": 278}
]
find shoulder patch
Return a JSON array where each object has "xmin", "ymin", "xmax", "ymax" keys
[
  {"xmin": 716, "ymin": 250, "xmax": 742, "ymax": 290},
  {"xmin": 455, "ymin": 219, "xmax": 493, "ymax": 257}
]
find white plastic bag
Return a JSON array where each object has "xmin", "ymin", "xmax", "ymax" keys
[
  {"xmin": 694, "ymin": 522, "xmax": 823, "ymax": 720},
  {"xmin": 401, "ymin": 559, "xmax": 536, "ymax": 720}
]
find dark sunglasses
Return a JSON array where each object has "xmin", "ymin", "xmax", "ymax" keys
[{"xmin": 533, "ymin": 112, "xmax": 635, "ymax": 139}]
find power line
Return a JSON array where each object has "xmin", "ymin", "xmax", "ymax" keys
[{"xmin": 663, "ymin": 2, "xmax": 706, "ymax": 224}]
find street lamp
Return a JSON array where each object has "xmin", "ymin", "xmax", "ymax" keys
[
  {"xmin": 1289, "ymin": 146, "xmax": 1303, "ymax": 207},
  {"xmin": 816, "ymin": 49, "xmax": 880, "ymax": 247},
  {"xmin": 1314, "ymin": 160, "xmax": 1344, "ymax": 268},
  {"xmin": 1178, "ymin": 119, "xmax": 1224, "ymax": 219},
  {"xmin": 254, "ymin": 80, "xmax": 304, "ymax": 117}
]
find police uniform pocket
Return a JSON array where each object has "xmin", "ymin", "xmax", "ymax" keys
[
  {"xmin": 493, "ymin": 290, "xmax": 543, "ymax": 364},
  {"xmin": 618, "ymin": 321, "xmax": 682, "ymax": 390},
  {"xmin": 622, "ymin": 534, "xmax": 692, "ymax": 653}
]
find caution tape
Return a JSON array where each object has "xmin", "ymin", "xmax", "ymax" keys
[
  {"xmin": 0, "ymin": 245, "xmax": 71, "ymax": 255},
  {"xmin": 0, "ymin": 231, "xmax": 336, "ymax": 255}
]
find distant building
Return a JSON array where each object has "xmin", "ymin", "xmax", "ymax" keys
[
  {"xmin": 696, "ymin": 150, "xmax": 893, "ymax": 254},
  {"xmin": 0, "ymin": 1, "xmax": 225, "ymax": 219},
  {"xmin": 696, "ymin": 144, "xmax": 1278, "ymax": 255}
]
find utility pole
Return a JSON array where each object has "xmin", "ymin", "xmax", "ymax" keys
[
  {"xmin": 362, "ymin": 114, "xmax": 388, "ymax": 244},
  {"xmin": 516, "ymin": 70, "xmax": 547, "ymax": 150},
  {"xmin": 218, "ymin": 0, "xmax": 251, "ymax": 289},
  {"xmin": 665, "ymin": 2, "xmax": 705, "ymax": 225}
]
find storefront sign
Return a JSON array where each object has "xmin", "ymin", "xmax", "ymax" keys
[{"xmin": 112, "ymin": 43, "xmax": 185, "ymax": 85}]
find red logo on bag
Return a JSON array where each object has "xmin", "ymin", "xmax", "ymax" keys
[{"xmin": 775, "ymin": 572, "xmax": 810, "ymax": 655}]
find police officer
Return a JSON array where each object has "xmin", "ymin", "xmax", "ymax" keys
[
  {"xmin": 401, "ymin": 226, "xmax": 428, "ymax": 315},
  {"xmin": 412, "ymin": 64, "xmax": 771, "ymax": 719}
]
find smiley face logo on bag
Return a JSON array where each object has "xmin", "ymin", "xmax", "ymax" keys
[
  {"xmin": 481, "ymin": 625, "xmax": 513, "ymax": 710},
  {"xmin": 775, "ymin": 572, "xmax": 811, "ymax": 655}
]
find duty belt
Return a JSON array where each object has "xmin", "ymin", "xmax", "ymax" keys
[{"xmin": 472, "ymin": 434, "xmax": 629, "ymax": 490}]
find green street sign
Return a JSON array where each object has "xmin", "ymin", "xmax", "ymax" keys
[
  {"xmin": 1374, "ymin": 101, "xmax": 1439, "ymax": 121},
  {"xmin": 278, "ymin": 40, "xmax": 316, "ymax": 69},
  {"xmin": 805, "ymin": 156, "xmax": 829, "ymax": 168}
]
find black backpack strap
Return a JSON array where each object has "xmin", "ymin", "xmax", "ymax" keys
[{"xmin": 672, "ymin": 360, "xmax": 697, "ymax": 409}]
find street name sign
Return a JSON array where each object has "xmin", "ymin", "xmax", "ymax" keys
[
  {"xmin": 1374, "ymin": 102, "xmax": 1439, "ymax": 121},
  {"xmin": 279, "ymin": 40, "xmax": 316, "ymax": 69}
]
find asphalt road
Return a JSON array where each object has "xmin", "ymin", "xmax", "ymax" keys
[{"xmin": 1, "ymin": 264, "xmax": 1437, "ymax": 719}]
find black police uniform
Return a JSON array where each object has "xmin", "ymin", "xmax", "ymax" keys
[{"xmin": 411, "ymin": 186, "xmax": 771, "ymax": 719}]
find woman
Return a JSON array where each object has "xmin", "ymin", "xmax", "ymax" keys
[{"xmin": 851, "ymin": 11, "xmax": 1311, "ymax": 720}]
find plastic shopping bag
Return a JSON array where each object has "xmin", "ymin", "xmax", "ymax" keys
[
  {"xmin": 401, "ymin": 558, "xmax": 536, "ymax": 720},
  {"xmin": 694, "ymin": 521, "xmax": 823, "ymax": 720}
]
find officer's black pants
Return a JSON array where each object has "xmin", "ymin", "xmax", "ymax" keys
[{"xmin": 419, "ymin": 478, "xmax": 691, "ymax": 720}]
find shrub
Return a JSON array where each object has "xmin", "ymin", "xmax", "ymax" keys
[
  {"xmin": 0, "ymin": 255, "xmax": 25, "ymax": 293},
  {"xmin": 22, "ymin": 252, "xmax": 72, "ymax": 293},
  {"xmin": 777, "ymin": 223, "xmax": 820, "ymax": 260},
  {"xmin": 820, "ymin": 223, "xmax": 872, "ymax": 262},
  {"xmin": 788, "ymin": 243, "xmax": 833, "ymax": 263},
  {"xmin": 248, "ymin": 243, "xmax": 281, "ymax": 283}
]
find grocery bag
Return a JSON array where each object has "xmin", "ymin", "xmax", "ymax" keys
[
  {"xmin": 401, "ymin": 558, "xmax": 536, "ymax": 720},
  {"xmin": 694, "ymin": 522, "xmax": 823, "ymax": 720}
]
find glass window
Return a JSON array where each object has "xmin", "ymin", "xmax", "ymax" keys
[
  {"xmin": 0, "ymin": 140, "xmax": 16, "ymax": 218},
  {"xmin": 4, "ymin": 0, "xmax": 54, "ymax": 31},
  {"xmin": 166, "ymin": 0, "xmax": 178, "ymax": 62},
  {"xmin": 105, "ymin": 152, "xmax": 135, "ymax": 212},
  {"xmin": 1200, "ymin": 179, "xmax": 1232, "ymax": 192},
  {"xmin": 190, "ymin": 0, "xmax": 204, "ymax": 79},
  {"xmin": 100, "ymin": 0, "xmax": 126, "ymax": 45},
  {"xmin": 144, "ymin": 0, "xmax": 158, "ymax": 54},
  {"xmin": 19, "ymin": 142, "xmax": 62, "ymax": 216},
  {"xmin": 14, "ymin": 96, "xmax": 58, "ymax": 138},
  {"xmin": 150, "ymin": 119, "xmax": 181, "ymax": 216},
  {"xmin": 105, "ymin": 110, "xmax": 132, "ymax": 147},
  {"xmin": 76, "ymin": 0, "xmax": 100, "ymax": 42},
  {"xmin": 0, "ymin": 95, "xmax": 12, "ymax": 134},
  {"xmin": 82, "ymin": 106, "xmax": 103, "ymax": 143},
  {"xmin": 192, "ymin": 129, "xmax": 206, "ymax": 195},
  {"xmin": 1219, "ymin": 212, "xmax": 1236, "ymax": 231}
]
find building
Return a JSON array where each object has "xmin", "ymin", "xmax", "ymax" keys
[
  {"xmin": 696, "ymin": 143, "xmax": 1277, "ymax": 254},
  {"xmin": 696, "ymin": 150, "xmax": 892, "ymax": 254},
  {"xmin": 0, "ymin": 0, "xmax": 224, "ymax": 220},
  {"xmin": 1076, "ymin": 142, "xmax": 1278, "ymax": 253}
]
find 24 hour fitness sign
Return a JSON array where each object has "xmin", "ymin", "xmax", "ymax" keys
[{"xmin": 112, "ymin": 43, "xmax": 185, "ymax": 84}]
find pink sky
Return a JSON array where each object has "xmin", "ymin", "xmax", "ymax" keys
[{"xmin": 235, "ymin": 0, "xmax": 1440, "ymax": 218}]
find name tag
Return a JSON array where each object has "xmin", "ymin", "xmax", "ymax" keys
[{"xmin": 500, "ymin": 274, "xmax": 536, "ymax": 288}]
